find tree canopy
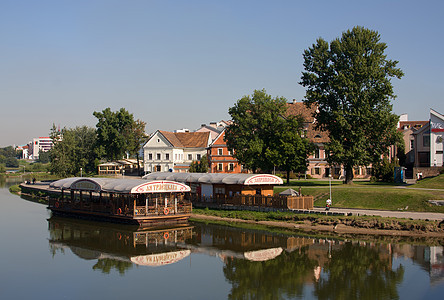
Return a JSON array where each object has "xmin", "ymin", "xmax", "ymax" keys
[
  {"xmin": 300, "ymin": 26, "xmax": 404, "ymax": 184},
  {"xmin": 189, "ymin": 154, "xmax": 209, "ymax": 173},
  {"xmin": 225, "ymin": 89, "xmax": 311, "ymax": 179},
  {"xmin": 49, "ymin": 125, "xmax": 97, "ymax": 177},
  {"xmin": 93, "ymin": 108, "xmax": 146, "ymax": 163}
]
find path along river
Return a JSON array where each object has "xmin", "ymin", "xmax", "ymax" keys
[{"xmin": 1, "ymin": 177, "xmax": 444, "ymax": 299}]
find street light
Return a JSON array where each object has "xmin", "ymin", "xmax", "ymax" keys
[
  {"xmin": 326, "ymin": 174, "xmax": 332, "ymax": 211},
  {"xmin": 329, "ymin": 174, "xmax": 332, "ymax": 201},
  {"xmin": 80, "ymin": 168, "xmax": 82, "ymax": 177}
]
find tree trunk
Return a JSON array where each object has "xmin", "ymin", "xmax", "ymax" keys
[
  {"xmin": 344, "ymin": 165, "xmax": 354, "ymax": 184},
  {"xmin": 136, "ymin": 153, "xmax": 141, "ymax": 176},
  {"xmin": 286, "ymin": 170, "xmax": 290, "ymax": 185}
]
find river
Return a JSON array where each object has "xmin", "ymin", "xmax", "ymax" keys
[{"xmin": 1, "ymin": 177, "xmax": 443, "ymax": 299}]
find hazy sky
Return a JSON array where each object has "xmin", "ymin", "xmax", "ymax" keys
[{"xmin": 1, "ymin": 0, "xmax": 443, "ymax": 147}]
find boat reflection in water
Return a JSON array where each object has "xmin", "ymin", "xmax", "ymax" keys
[
  {"xmin": 48, "ymin": 217, "xmax": 194, "ymax": 271},
  {"xmin": 47, "ymin": 217, "xmax": 302, "ymax": 271}
]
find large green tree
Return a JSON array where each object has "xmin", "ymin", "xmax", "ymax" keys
[
  {"xmin": 300, "ymin": 26, "xmax": 404, "ymax": 184},
  {"xmin": 49, "ymin": 125, "xmax": 97, "ymax": 177},
  {"xmin": 93, "ymin": 108, "xmax": 146, "ymax": 164},
  {"xmin": 225, "ymin": 89, "xmax": 311, "ymax": 177}
]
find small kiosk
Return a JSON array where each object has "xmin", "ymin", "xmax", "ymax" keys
[{"xmin": 48, "ymin": 177, "xmax": 192, "ymax": 227}]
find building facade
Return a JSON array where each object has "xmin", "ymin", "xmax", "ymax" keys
[
  {"xmin": 143, "ymin": 130, "xmax": 211, "ymax": 173},
  {"xmin": 207, "ymin": 130, "xmax": 243, "ymax": 173}
]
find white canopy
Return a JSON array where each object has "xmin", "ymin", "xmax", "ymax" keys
[
  {"xmin": 143, "ymin": 172, "xmax": 283, "ymax": 185},
  {"xmin": 49, "ymin": 177, "xmax": 191, "ymax": 194}
]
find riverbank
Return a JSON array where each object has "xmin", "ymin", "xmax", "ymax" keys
[
  {"xmin": 191, "ymin": 208, "xmax": 444, "ymax": 237},
  {"xmin": 9, "ymin": 181, "xmax": 444, "ymax": 237}
]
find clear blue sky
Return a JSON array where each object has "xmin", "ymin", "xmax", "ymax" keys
[{"xmin": 1, "ymin": 0, "xmax": 443, "ymax": 147}]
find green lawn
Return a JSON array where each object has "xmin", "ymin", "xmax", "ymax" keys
[
  {"xmin": 414, "ymin": 174, "xmax": 444, "ymax": 189},
  {"xmin": 275, "ymin": 175, "xmax": 444, "ymax": 213}
]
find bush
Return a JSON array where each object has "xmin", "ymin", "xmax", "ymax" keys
[{"xmin": 373, "ymin": 157, "xmax": 398, "ymax": 182}]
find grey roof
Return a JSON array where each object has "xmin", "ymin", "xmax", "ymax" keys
[
  {"xmin": 49, "ymin": 177, "xmax": 191, "ymax": 194},
  {"xmin": 143, "ymin": 172, "xmax": 283, "ymax": 185},
  {"xmin": 279, "ymin": 188, "xmax": 299, "ymax": 196}
]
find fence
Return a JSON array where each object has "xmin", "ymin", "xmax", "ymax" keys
[{"xmin": 190, "ymin": 194, "xmax": 313, "ymax": 210}]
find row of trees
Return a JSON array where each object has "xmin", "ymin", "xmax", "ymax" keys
[
  {"xmin": 49, "ymin": 108, "xmax": 146, "ymax": 177},
  {"xmin": 226, "ymin": 26, "xmax": 404, "ymax": 184}
]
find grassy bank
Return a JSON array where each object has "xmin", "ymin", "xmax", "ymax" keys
[
  {"xmin": 193, "ymin": 207, "xmax": 444, "ymax": 234},
  {"xmin": 275, "ymin": 174, "xmax": 444, "ymax": 213}
]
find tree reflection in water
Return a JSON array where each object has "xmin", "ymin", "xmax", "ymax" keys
[
  {"xmin": 223, "ymin": 247, "xmax": 317, "ymax": 299},
  {"xmin": 92, "ymin": 258, "xmax": 133, "ymax": 275},
  {"xmin": 314, "ymin": 242, "xmax": 404, "ymax": 300}
]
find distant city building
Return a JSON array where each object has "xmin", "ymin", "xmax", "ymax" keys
[{"xmin": 29, "ymin": 137, "xmax": 53, "ymax": 160}]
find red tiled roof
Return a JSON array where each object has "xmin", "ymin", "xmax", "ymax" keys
[
  {"xmin": 159, "ymin": 131, "xmax": 210, "ymax": 148},
  {"xmin": 286, "ymin": 101, "xmax": 329, "ymax": 143},
  {"xmin": 285, "ymin": 101, "xmax": 316, "ymax": 123}
]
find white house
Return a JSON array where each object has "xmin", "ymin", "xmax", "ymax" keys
[
  {"xmin": 430, "ymin": 109, "xmax": 444, "ymax": 167},
  {"xmin": 143, "ymin": 130, "xmax": 211, "ymax": 173}
]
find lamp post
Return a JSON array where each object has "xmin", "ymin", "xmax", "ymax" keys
[
  {"xmin": 122, "ymin": 169, "xmax": 125, "ymax": 178},
  {"xmin": 80, "ymin": 168, "xmax": 82, "ymax": 177},
  {"xmin": 329, "ymin": 174, "xmax": 332, "ymax": 201}
]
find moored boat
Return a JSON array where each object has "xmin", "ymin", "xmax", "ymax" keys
[{"xmin": 47, "ymin": 177, "xmax": 192, "ymax": 227}]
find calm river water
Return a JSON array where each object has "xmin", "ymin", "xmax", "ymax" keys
[{"xmin": 1, "ymin": 177, "xmax": 444, "ymax": 299}]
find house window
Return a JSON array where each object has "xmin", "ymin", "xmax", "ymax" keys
[
  {"xmin": 218, "ymin": 148, "xmax": 223, "ymax": 155},
  {"xmin": 217, "ymin": 163, "xmax": 223, "ymax": 171},
  {"xmin": 215, "ymin": 187, "xmax": 225, "ymax": 194},
  {"xmin": 312, "ymin": 167, "xmax": 320, "ymax": 175},
  {"xmin": 228, "ymin": 149, "xmax": 232, "ymax": 156},
  {"xmin": 228, "ymin": 163, "xmax": 234, "ymax": 171},
  {"xmin": 156, "ymin": 153, "xmax": 161, "ymax": 160},
  {"xmin": 157, "ymin": 139, "xmax": 160, "ymax": 143},
  {"xmin": 410, "ymin": 140, "xmax": 414, "ymax": 150},
  {"xmin": 165, "ymin": 153, "xmax": 169, "ymax": 160},
  {"xmin": 196, "ymin": 154, "xmax": 201, "ymax": 160},
  {"xmin": 314, "ymin": 149, "xmax": 320, "ymax": 159},
  {"xmin": 148, "ymin": 153, "xmax": 153, "ymax": 160},
  {"xmin": 188, "ymin": 154, "xmax": 192, "ymax": 160},
  {"xmin": 423, "ymin": 135, "xmax": 430, "ymax": 147}
]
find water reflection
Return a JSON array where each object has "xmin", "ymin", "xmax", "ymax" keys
[
  {"xmin": 47, "ymin": 217, "xmax": 444, "ymax": 298},
  {"xmin": 48, "ymin": 217, "xmax": 194, "ymax": 274},
  {"xmin": 0, "ymin": 175, "xmax": 28, "ymax": 188}
]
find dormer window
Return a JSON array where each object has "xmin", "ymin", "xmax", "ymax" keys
[{"xmin": 314, "ymin": 134, "xmax": 321, "ymax": 139}]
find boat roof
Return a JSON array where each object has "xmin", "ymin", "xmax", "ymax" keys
[
  {"xmin": 49, "ymin": 177, "xmax": 191, "ymax": 194},
  {"xmin": 142, "ymin": 172, "xmax": 283, "ymax": 185}
]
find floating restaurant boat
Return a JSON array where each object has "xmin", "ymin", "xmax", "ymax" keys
[{"xmin": 47, "ymin": 177, "xmax": 192, "ymax": 227}]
